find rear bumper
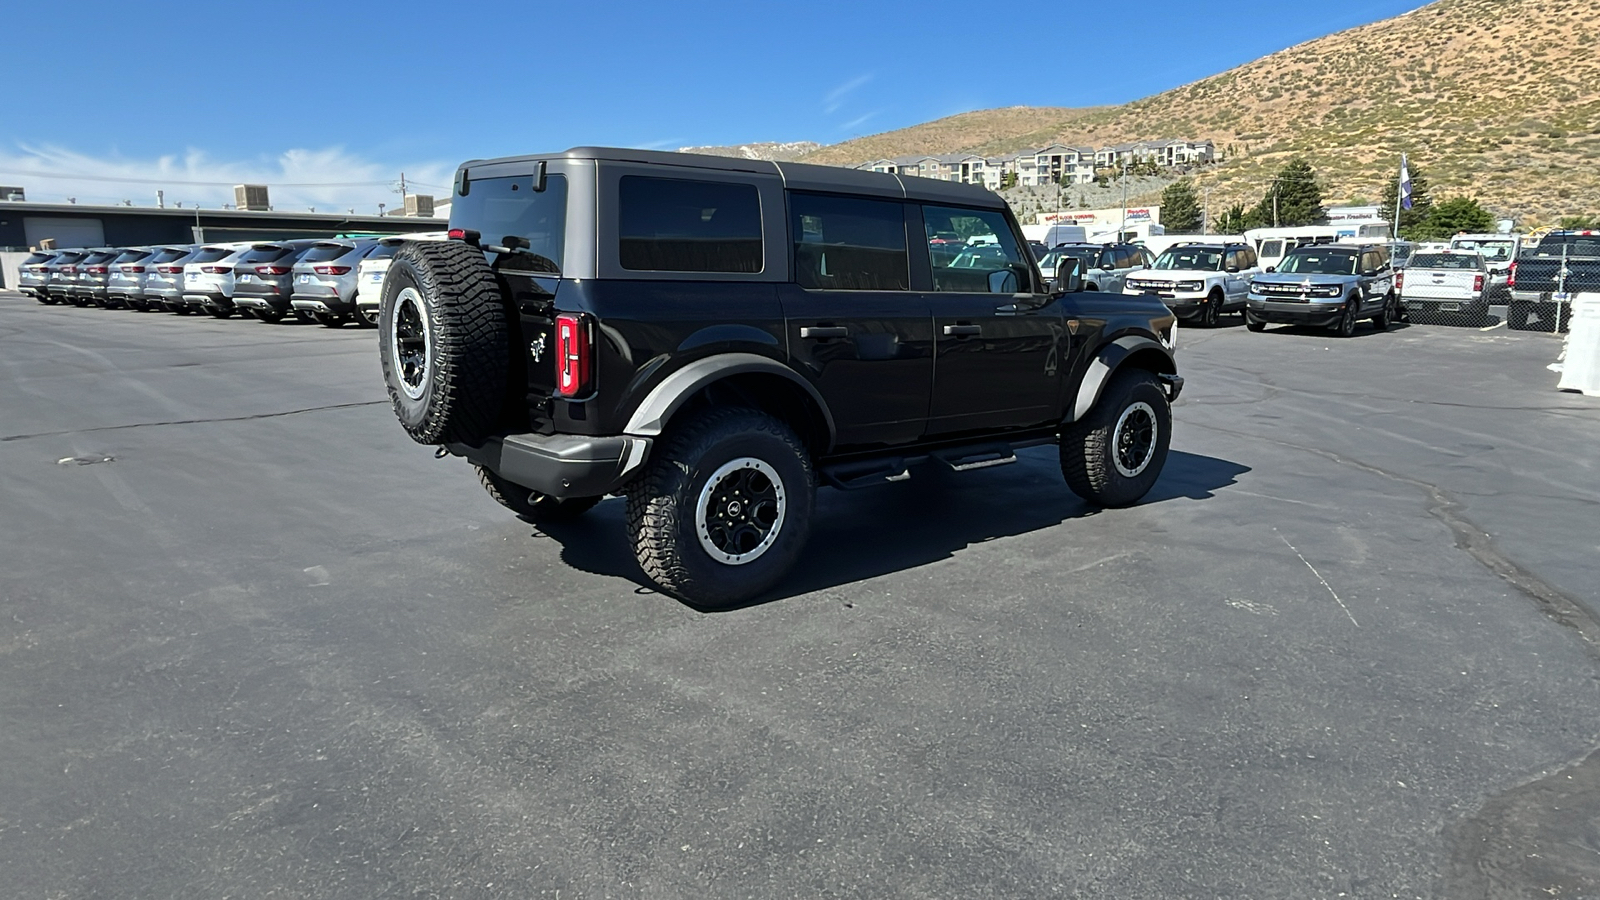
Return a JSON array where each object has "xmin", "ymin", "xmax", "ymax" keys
[
  {"xmin": 448, "ymin": 433, "xmax": 653, "ymax": 500},
  {"xmin": 232, "ymin": 287, "xmax": 293, "ymax": 311},
  {"xmin": 291, "ymin": 286, "xmax": 355, "ymax": 313},
  {"xmin": 182, "ymin": 291, "xmax": 230, "ymax": 307}
]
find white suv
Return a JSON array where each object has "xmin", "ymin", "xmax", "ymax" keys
[{"xmin": 1124, "ymin": 242, "xmax": 1260, "ymax": 327}]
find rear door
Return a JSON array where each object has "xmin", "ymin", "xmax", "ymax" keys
[
  {"xmin": 779, "ymin": 192, "xmax": 932, "ymax": 447},
  {"xmin": 917, "ymin": 203, "xmax": 1066, "ymax": 436}
]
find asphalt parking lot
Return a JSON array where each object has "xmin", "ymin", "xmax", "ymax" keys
[{"xmin": 2, "ymin": 291, "xmax": 1599, "ymax": 899}]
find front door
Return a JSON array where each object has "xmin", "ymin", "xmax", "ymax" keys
[
  {"xmin": 917, "ymin": 203, "xmax": 1067, "ymax": 437},
  {"xmin": 780, "ymin": 192, "xmax": 932, "ymax": 448}
]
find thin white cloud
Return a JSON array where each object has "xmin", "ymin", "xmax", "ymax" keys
[
  {"xmin": 0, "ymin": 143, "xmax": 456, "ymax": 214},
  {"xmin": 632, "ymin": 138, "xmax": 686, "ymax": 151},
  {"xmin": 839, "ymin": 111, "xmax": 879, "ymax": 132},
  {"xmin": 824, "ymin": 73, "xmax": 875, "ymax": 114}
]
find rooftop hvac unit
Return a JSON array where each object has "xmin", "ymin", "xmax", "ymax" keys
[
  {"xmin": 0, "ymin": 186, "xmax": 25, "ymax": 201},
  {"xmin": 234, "ymin": 184, "xmax": 270, "ymax": 211},
  {"xmin": 405, "ymin": 194, "xmax": 435, "ymax": 218}
]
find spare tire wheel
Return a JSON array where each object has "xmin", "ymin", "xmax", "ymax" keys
[{"xmin": 379, "ymin": 240, "xmax": 510, "ymax": 446}]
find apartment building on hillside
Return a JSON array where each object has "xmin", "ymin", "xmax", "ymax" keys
[{"xmin": 855, "ymin": 137, "xmax": 1212, "ymax": 188}]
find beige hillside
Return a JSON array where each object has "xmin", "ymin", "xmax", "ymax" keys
[{"xmin": 800, "ymin": 0, "xmax": 1600, "ymax": 225}]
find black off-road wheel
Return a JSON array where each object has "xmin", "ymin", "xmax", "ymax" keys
[
  {"xmin": 1200, "ymin": 291, "xmax": 1222, "ymax": 327},
  {"xmin": 1333, "ymin": 301, "xmax": 1358, "ymax": 337},
  {"xmin": 1060, "ymin": 369, "xmax": 1171, "ymax": 508},
  {"xmin": 475, "ymin": 464, "xmax": 601, "ymax": 523},
  {"xmin": 1371, "ymin": 292, "xmax": 1396, "ymax": 331},
  {"xmin": 626, "ymin": 408, "xmax": 814, "ymax": 608},
  {"xmin": 378, "ymin": 240, "xmax": 511, "ymax": 446}
]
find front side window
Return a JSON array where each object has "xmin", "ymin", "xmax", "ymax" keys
[
  {"xmin": 791, "ymin": 193, "xmax": 908, "ymax": 291},
  {"xmin": 620, "ymin": 176, "xmax": 762, "ymax": 273},
  {"xmin": 921, "ymin": 204, "xmax": 1029, "ymax": 293}
]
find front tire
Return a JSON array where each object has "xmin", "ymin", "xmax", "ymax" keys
[
  {"xmin": 1245, "ymin": 311, "xmax": 1266, "ymax": 332},
  {"xmin": 1060, "ymin": 369, "xmax": 1171, "ymax": 508},
  {"xmin": 475, "ymin": 464, "xmax": 600, "ymax": 522},
  {"xmin": 626, "ymin": 408, "xmax": 814, "ymax": 608},
  {"xmin": 1333, "ymin": 301, "xmax": 1357, "ymax": 337},
  {"xmin": 1200, "ymin": 291, "xmax": 1222, "ymax": 327}
]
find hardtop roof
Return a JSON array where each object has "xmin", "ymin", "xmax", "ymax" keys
[{"xmin": 456, "ymin": 146, "xmax": 1006, "ymax": 210}]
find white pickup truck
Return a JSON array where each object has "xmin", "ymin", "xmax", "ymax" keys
[{"xmin": 1397, "ymin": 249, "xmax": 1491, "ymax": 324}]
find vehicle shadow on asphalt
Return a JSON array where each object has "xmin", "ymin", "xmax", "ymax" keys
[{"xmin": 534, "ymin": 449, "xmax": 1250, "ymax": 611}]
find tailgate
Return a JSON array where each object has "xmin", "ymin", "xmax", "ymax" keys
[{"xmin": 1403, "ymin": 268, "xmax": 1479, "ymax": 300}]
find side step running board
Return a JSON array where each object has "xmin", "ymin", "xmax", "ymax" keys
[
  {"xmin": 819, "ymin": 435, "xmax": 1055, "ymax": 490},
  {"xmin": 929, "ymin": 443, "xmax": 1016, "ymax": 472}
]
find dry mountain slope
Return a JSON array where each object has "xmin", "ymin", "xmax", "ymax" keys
[{"xmin": 801, "ymin": 0, "xmax": 1600, "ymax": 224}]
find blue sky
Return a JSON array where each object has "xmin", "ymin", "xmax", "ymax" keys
[{"xmin": 0, "ymin": 0, "xmax": 1427, "ymax": 210}]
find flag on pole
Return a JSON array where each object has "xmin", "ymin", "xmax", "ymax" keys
[{"xmin": 1399, "ymin": 154, "xmax": 1413, "ymax": 211}]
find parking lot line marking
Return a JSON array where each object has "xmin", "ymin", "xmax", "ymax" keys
[
  {"xmin": 1480, "ymin": 321, "xmax": 1506, "ymax": 332},
  {"xmin": 1277, "ymin": 530, "xmax": 1359, "ymax": 627}
]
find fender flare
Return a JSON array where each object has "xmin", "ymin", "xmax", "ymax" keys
[
  {"xmin": 624, "ymin": 352, "xmax": 838, "ymax": 449},
  {"xmin": 1068, "ymin": 336, "xmax": 1178, "ymax": 424}
]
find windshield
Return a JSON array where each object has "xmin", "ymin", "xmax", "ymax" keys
[
  {"xmin": 949, "ymin": 246, "xmax": 1011, "ymax": 269},
  {"xmin": 451, "ymin": 172, "xmax": 567, "ymax": 274},
  {"xmin": 1153, "ymin": 247, "xmax": 1223, "ymax": 271},
  {"xmin": 1450, "ymin": 239, "xmax": 1514, "ymax": 261},
  {"xmin": 1411, "ymin": 253, "xmax": 1482, "ymax": 270},
  {"xmin": 1277, "ymin": 251, "xmax": 1358, "ymax": 276}
]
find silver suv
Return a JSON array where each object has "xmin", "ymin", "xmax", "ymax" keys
[
  {"xmin": 289, "ymin": 238, "xmax": 380, "ymax": 327},
  {"xmin": 1045, "ymin": 242, "xmax": 1153, "ymax": 293}
]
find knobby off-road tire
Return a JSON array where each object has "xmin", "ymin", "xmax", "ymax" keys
[
  {"xmin": 1060, "ymin": 369, "xmax": 1172, "ymax": 508},
  {"xmin": 475, "ymin": 464, "xmax": 600, "ymax": 523},
  {"xmin": 626, "ymin": 408, "xmax": 814, "ymax": 608},
  {"xmin": 379, "ymin": 240, "xmax": 510, "ymax": 446}
]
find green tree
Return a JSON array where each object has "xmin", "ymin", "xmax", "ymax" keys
[
  {"xmin": 1417, "ymin": 197, "xmax": 1495, "ymax": 239},
  {"xmin": 1160, "ymin": 179, "xmax": 1202, "ymax": 233},
  {"xmin": 1558, "ymin": 214, "xmax": 1599, "ymax": 229},
  {"xmin": 999, "ymin": 171, "xmax": 1018, "ymax": 190},
  {"xmin": 1214, "ymin": 203, "xmax": 1250, "ymax": 234},
  {"xmin": 1254, "ymin": 157, "xmax": 1324, "ymax": 227},
  {"xmin": 1380, "ymin": 161, "xmax": 1434, "ymax": 238}
]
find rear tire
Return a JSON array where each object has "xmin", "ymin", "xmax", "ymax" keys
[
  {"xmin": 626, "ymin": 408, "xmax": 814, "ymax": 608},
  {"xmin": 208, "ymin": 307, "xmax": 234, "ymax": 319},
  {"xmin": 475, "ymin": 464, "xmax": 601, "ymax": 522},
  {"xmin": 378, "ymin": 240, "xmax": 511, "ymax": 446},
  {"xmin": 1060, "ymin": 369, "xmax": 1171, "ymax": 508},
  {"xmin": 315, "ymin": 313, "xmax": 345, "ymax": 328},
  {"xmin": 1371, "ymin": 292, "xmax": 1395, "ymax": 331},
  {"xmin": 255, "ymin": 307, "xmax": 287, "ymax": 323}
]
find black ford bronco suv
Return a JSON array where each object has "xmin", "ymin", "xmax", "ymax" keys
[{"xmin": 377, "ymin": 148, "xmax": 1182, "ymax": 607}]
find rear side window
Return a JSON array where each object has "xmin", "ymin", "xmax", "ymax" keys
[
  {"xmin": 620, "ymin": 176, "xmax": 762, "ymax": 273},
  {"xmin": 451, "ymin": 173, "xmax": 567, "ymax": 274},
  {"xmin": 791, "ymin": 193, "xmax": 908, "ymax": 291},
  {"xmin": 300, "ymin": 244, "xmax": 353, "ymax": 264}
]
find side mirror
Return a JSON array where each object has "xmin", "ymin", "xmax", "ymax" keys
[
  {"xmin": 1265, "ymin": 265, "xmax": 1277, "ymax": 273},
  {"xmin": 1051, "ymin": 257, "xmax": 1084, "ymax": 293},
  {"xmin": 1225, "ymin": 266, "xmax": 1239, "ymax": 274},
  {"xmin": 988, "ymin": 269, "xmax": 1019, "ymax": 294}
]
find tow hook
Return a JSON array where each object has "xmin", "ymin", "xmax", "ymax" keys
[
  {"xmin": 1157, "ymin": 373, "xmax": 1185, "ymax": 402},
  {"xmin": 434, "ymin": 446, "xmax": 450, "ymax": 459}
]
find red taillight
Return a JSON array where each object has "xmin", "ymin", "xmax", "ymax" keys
[
  {"xmin": 123, "ymin": 265, "xmax": 145, "ymax": 273},
  {"xmin": 255, "ymin": 266, "xmax": 291, "ymax": 275},
  {"xmin": 313, "ymin": 265, "xmax": 351, "ymax": 275},
  {"xmin": 202, "ymin": 265, "xmax": 230, "ymax": 274},
  {"xmin": 448, "ymin": 228, "xmax": 466, "ymax": 240},
  {"xmin": 1506, "ymin": 262, "xmax": 1517, "ymax": 287},
  {"xmin": 1394, "ymin": 271, "xmax": 1404, "ymax": 289},
  {"xmin": 1473, "ymin": 274, "xmax": 1484, "ymax": 292},
  {"xmin": 63, "ymin": 266, "xmax": 77, "ymax": 274},
  {"xmin": 88, "ymin": 265, "xmax": 107, "ymax": 274},
  {"xmin": 158, "ymin": 265, "xmax": 181, "ymax": 274},
  {"xmin": 554, "ymin": 312, "xmax": 593, "ymax": 398}
]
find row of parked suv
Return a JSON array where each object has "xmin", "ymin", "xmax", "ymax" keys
[{"xmin": 16, "ymin": 233, "xmax": 446, "ymax": 325}]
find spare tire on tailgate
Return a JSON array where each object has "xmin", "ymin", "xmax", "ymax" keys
[{"xmin": 379, "ymin": 240, "xmax": 510, "ymax": 446}]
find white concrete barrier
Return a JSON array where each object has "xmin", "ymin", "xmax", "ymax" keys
[{"xmin": 1556, "ymin": 293, "xmax": 1600, "ymax": 396}]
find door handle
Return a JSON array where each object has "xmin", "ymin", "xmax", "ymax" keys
[
  {"xmin": 800, "ymin": 326, "xmax": 848, "ymax": 339},
  {"xmin": 943, "ymin": 324, "xmax": 982, "ymax": 337}
]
